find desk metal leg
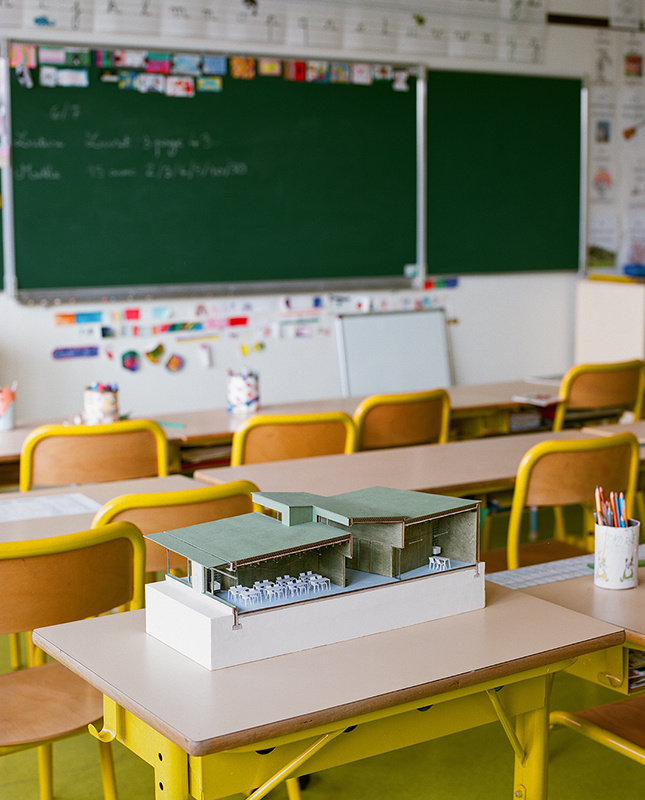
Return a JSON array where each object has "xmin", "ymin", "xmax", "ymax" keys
[
  {"xmin": 511, "ymin": 674, "xmax": 553, "ymax": 800},
  {"xmin": 91, "ymin": 699, "xmax": 191, "ymax": 800}
]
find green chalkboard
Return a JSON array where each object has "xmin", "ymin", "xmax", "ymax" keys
[
  {"xmin": 9, "ymin": 62, "xmax": 417, "ymax": 296},
  {"xmin": 426, "ymin": 70, "xmax": 582, "ymax": 275}
]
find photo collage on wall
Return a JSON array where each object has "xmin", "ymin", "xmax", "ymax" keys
[{"xmin": 9, "ymin": 41, "xmax": 413, "ymax": 97}]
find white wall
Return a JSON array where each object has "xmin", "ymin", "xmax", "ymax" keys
[{"xmin": 0, "ymin": 3, "xmax": 607, "ymax": 419}]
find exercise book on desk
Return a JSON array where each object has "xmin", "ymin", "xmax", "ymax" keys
[
  {"xmin": 488, "ymin": 545, "xmax": 645, "ymax": 590},
  {"xmin": 0, "ymin": 493, "xmax": 101, "ymax": 523}
]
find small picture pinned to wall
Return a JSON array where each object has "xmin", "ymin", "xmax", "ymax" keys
[
  {"xmin": 166, "ymin": 354, "xmax": 185, "ymax": 372},
  {"xmin": 122, "ymin": 351, "xmax": 140, "ymax": 372},
  {"xmin": 230, "ymin": 56, "xmax": 256, "ymax": 80},
  {"xmin": 146, "ymin": 343, "xmax": 165, "ymax": 363}
]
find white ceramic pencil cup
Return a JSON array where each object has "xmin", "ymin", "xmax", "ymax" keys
[
  {"xmin": 594, "ymin": 519, "xmax": 640, "ymax": 589},
  {"xmin": 0, "ymin": 403, "xmax": 15, "ymax": 431}
]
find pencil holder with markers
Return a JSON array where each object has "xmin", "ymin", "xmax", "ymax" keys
[
  {"xmin": 83, "ymin": 383, "xmax": 119, "ymax": 425},
  {"xmin": 594, "ymin": 487, "xmax": 639, "ymax": 589},
  {"xmin": 227, "ymin": 370, "xmax": 259, "ymax": 415}
]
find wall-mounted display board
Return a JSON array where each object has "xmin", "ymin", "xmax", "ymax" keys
[
  {"xmin": 1, "ymin": 46, "xmax": 584, "ymax": 301},
  {"xmin": 4, "ymin": 49, "xmax": 418, "ymax": 301},
  {"xmin": 425, "ymin": 70, "xmax": 583, "ymax": 275},
  {"xmin": 335, "ymin": 309, "xmax": 452, "ymax": 397}
]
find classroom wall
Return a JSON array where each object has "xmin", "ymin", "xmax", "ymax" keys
[{"xmin": 0, "ymin": 3, "xmax": 606, "ymax": 419}]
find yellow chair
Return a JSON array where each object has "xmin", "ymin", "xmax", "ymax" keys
[
  {"xmin": 91, "ymin": 480, "xmax": 260, "ymax": 574},
  {"xmin": 0, "ymin": 521, "xmax": 146, "ymax": 800},
  {"xmin": 352, "ymin": 389, "xmax": 450, "ymax": 451},
  {"xmin": 230, "ymin": 412, "xmax": 357, "ymax": 466},
  {"xmin": 484, "ymin": 432, "xmax": 640, "ymax": 572},
  {"xmin": 550, "ymin": 695, "xmax": 645, "ymax": 766},
  {"xmin": 552, "ymin": 359, "xmax": 645, "ymax": 431},
  {"xmin": 19, "ymin": 419, "xmax": 169, "ymax": 491}
]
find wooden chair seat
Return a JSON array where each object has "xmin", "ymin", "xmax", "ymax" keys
[
  {"xmin": 0, "ymin": 662, "xmax": 103, "ymax": 749},
  {"xmin": 551, "ymin": 694, "xmax": 645, "ymax": 764}
]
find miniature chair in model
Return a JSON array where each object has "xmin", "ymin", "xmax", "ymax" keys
[
  {"xmin": 230, "ymin": 412, "xmax": 357, "ymax": 466},
  {"xmin": 552, "ymin": 359, "xmax": 645, "ymax": 432},
  {"xmin": 0, "ymin": 521, "xmax": 146, "ymax": 800},
  {"xmin": 352, "ymin": 389, "xmax": 450, "ymax": 450},
  {"xmin": 550, "ymin": 694, "xmax": 645, "ymax": 767},
  {"xmin": 19, "ymin": 419, "xmax": 169, "ymax": 491},
  {"xmin": 91, "ymin": 479, "xmax": 260, "ymax": 574},
  {"xmin": 482, "ymin": 432, "xmax": 640, "ymax": 572}
]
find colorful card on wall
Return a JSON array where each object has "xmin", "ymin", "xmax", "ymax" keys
[
  {"xmin": 197, "ymin": 76, "xmax": 223, "ymax": 92},
  {"xmin": 330, "ymin": 62, "xmax": 351, "ymax": 83},
  {"xmin": 202, "ymin": 55, "xmax": 227, "ymax": 76},
  {"xmin": 284, "ymin": 60, "xmax": 306, "ymax": 81},
  {"xmin": 230, "ymin": 57, "xmax": 256, "ymax": 80},
  {"xmin": 173, "ymin": 53, "xmax": 202, "ymax": 75},
  {"xmin": 166, "ymin": 77, "xmax": 196, "ymax": 98},
  {"xmin": 307, "ymin": 61, "xmax": 329, "ymax": 82},
  {"xmin": 9, "ymin": 43, "xmax": 37, "ymax": 69},
  {"xmin": 258, "ymin": 58, "xmax": 282, "ymax": 77}
]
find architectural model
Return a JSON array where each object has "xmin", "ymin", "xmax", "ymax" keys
[{"xmin": 145, "ymin": 486, "xmax": 485, "ymax": 670}]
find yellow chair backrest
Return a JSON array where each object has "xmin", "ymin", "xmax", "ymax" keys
[
  {"xmin": 92, "ymin": 480, "xmax": 260, "ymax": 573},
  {"xmin": 0, "ymin": 521, "xmax": 145, "ymax": 799},
  {"xmin": 506, "ymin": 432, "xmax": 640, "ymax": 570},
  {"xmin": 352, "ymin": 389, "xmax": 450, "ymax": 450},
  {"xmin": 20, "ymin": 419, "xmax": 169, "ymax": 491},
  {"xmin": 230, "ymin": 412, "xmax": 357, "ymax": 466},
  {"xmin": 552, "ymin": 360, "xmax": 645, "ymax": 431}
]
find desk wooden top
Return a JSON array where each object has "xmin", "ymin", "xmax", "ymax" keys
[
  {"xmin": 33, "ymin": 582, "xmax": 623, "ymax": 757},
  {"xmin": 0, "ymin": 474, "xmax": 204, "ymax": 543},
  {"xmin": 0, "ymin": 379, "xmax": 555, "ymax": 461},
  {"xmin": 523, "ymin": 568, "xmax": 645, "ymax": 647},
  {"xmin": 195, "ymin": 429, "xmax": 595, "ymax": 497},
  {"xmin": 583, "ymin": 419, "xmax": 645, "ymax": 443},
  {"xmin": 157, "ymin": 379, "xmax": 557, "ymax": 441}
]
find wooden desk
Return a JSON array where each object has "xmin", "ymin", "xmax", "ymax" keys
[
  {"xmin": 0, "ymin": 379, "xmax": 556, "ymax": 484},
  {"xmin": 194, "ymin": 429, "xmax": 595, "ymax": 498},
  {"xmin": 0, "ymin": 474, "xmax": 205, "ymax": 544},
  {"xmin": 523, "ymin": 568, "xmax": 645, "ymax": 696},
  {"xmin": 33, "ymin": 583, "xmax": 623, "ymax": 800},
  {"xmin": 583, "ymin": 419, "xmax": 645, "ymax": 443},
  {"xmin": 161, "ymin": 378, "xmax": 556, "ymax": 443}
]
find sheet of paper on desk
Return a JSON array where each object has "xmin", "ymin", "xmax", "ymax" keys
[{"xmin": 0, "ymin": 492, "xmax": 101, "ymax": 523}]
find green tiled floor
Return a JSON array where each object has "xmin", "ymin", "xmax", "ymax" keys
[{"xmin": 1, "ymin": 629, "xmax": 643, "ymax": 800}]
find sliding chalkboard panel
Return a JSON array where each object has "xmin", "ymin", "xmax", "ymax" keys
[
  {"xmin": 426, "ymin": 70, "xmax": 582, "ymax": 275},
  {"xmin": 9, "ymin": 64, "xmax": 417, "ymax": 297}
]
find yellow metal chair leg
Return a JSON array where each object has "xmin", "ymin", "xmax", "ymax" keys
[
  {"xmin": 286, "ymin": 777, "xmax": 302, "ymax": 800},
  {"xmin": 37, "ymin": 743, "xmax": 54, "ymax": 800},
  {"xmin": 9, "ymin": 632, "xmax": 23, "ymax": 670},
  {"xmin": 97, "ymin": 739, "xmax": 119, "ymax": 800}
]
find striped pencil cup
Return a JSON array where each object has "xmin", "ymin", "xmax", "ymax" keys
[{"xmin": 594, "ymin": 520, "xmax": 640, "ymax": 590}]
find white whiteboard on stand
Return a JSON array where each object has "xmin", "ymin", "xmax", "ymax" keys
[{"xmin": 335, "ymin": 309, "xmax": 453, "ymax": 398}]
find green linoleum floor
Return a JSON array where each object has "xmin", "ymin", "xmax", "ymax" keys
[{"xmin": 1, "ymin": 630, "xmax": 643, "ymax": 800}]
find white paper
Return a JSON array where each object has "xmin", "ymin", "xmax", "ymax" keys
[{"xmin": 0, "ymin": 492, "xmax": 101, "ymax": 523}]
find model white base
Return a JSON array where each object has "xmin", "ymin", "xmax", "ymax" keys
[{"xmin": 145, "ymin": 566, "xmax": 486, "ymax": 671}]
